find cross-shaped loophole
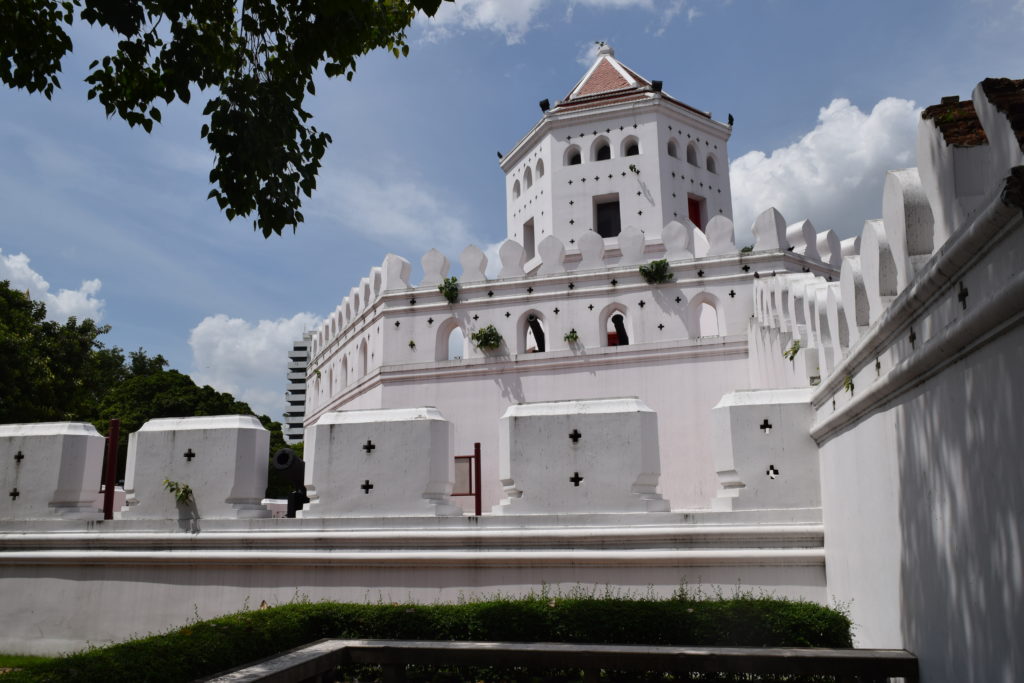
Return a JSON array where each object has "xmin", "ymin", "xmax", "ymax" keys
[
  {"xmin": 766, "ymin": 465, "xmax": 780, "ymax": 479},
  {"xmin": 569, "ymin": 472, "xmax": 584, "ymax": 487},
  {"xmin": 183, "ymin": 448, "xmax": 196, "ymax": 462},
  {"xmin": 9, "ymin": 488, "xmax": 20, "ymax": 500},
  {"xmin": 362, "ymin": 440, "xmax": 376, "ymax": 453},
  {"xmin": 14, "ymin": 451, "xmax": 24, "ymax": 463},
  {"xmin": 569, "ymin": 429, "xmax": 582, "ymax": 444},
  {"xmin": 760, "ymin": 419, "xmax": 773, "ymax": 435},
  {"xmin": 361, "ymin": 480, "xmax": 374, "ymax": 494}
]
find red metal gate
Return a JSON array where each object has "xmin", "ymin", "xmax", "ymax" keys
[{"xmin": 452, "ymin": 442, "xmax": 482, "ymax": 515}]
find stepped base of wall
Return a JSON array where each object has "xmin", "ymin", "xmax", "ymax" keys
[{"xmin": 0, "ymin": 508, "xmax": 824, "ymax": 655}]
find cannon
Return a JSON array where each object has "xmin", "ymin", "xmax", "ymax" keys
[{"xmin": 272, "ymin": 448, "xmax": 309, "ymax": 518}]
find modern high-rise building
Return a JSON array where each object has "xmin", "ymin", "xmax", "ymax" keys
[{"xmin": 283, "ymin": 332, "xmax": 312, "ymax": 442}]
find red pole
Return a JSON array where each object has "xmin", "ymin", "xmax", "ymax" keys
[
  {"xmin": 473, "ymin": 442, "xmax": 482, "ymax": 516},
  {"xmin": 102, "ymin": 419, "xmax": 120, "ymax": 520}
]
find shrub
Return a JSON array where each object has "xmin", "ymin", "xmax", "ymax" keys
[
  {"xmin": 783, "ymin": 340, "xmax": 801, "ymax": 362},
  {"xmin": 638, "ymin": 259, "xmax": 674, "ymax": 285},
  {"xmin": 5, "ymin": 596, "xmax": 851, "ymax": 683},
  {"xmin": 563, "ymin": 328, "xmax": 579, "ymax": 344},
  {"xmin": 471, "ymin": 324, "xmax": 503, "ymax": 351},
  {"xmin": 437, "ymin": 276, "xmax": 459, "ymax": 304}
]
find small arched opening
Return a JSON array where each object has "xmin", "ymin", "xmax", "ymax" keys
[
  {"xmin": 622, "ymin": 136, "xmax": 640, "ymax": 157},
  {"xmin": 599, "ymin": 304, "xmax": 631, "ymax": 347},
  {"xmin": 565, "ymin": 145, "xmax": 582, "ymax": 166},
  {"xmin": 690, "ymin": 295, "xmax": 722, "ymax": 337},
  {"xmin": 535, "ymin": 159, "xmax": 544, "ymax": 178},
  {"xmin": 341, "ymin": 356, "xmax": 348, "ymax": 388},
  {"xmin": 435, "ymin": 318, "xmax": 467, "ymax": 361},
  {"xmin": 517, "ymin": 310, "xmax": 547, "ymax": 354},
  {"xmin": 686, "ymin": 143, "xmax": 698, "ymax": 166},
  {"xmin": 667, "ymin": 138, "xmax": 679, "ymax": 159},
  {"xmin": 512, "ymin": 179, "xmax": 521, "ymax": 200},
  {"xmin": 706, "ymin": 154, "xmax": 717, "ymax": 174},
  {"xmin": 592, "ymin": 136, "xmax": 612, "ymax": 161},
  {"xmin": 358, "ymin": 339, "xmax": 368, "ymax": 377},
  {"xmin": 524, "ymin": 167, "xmax": 533, "ymax": 189}
]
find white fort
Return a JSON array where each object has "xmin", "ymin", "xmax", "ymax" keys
[{"xmin": 1, "ymin": 49, "xmax": 1022, "ymax": 683}]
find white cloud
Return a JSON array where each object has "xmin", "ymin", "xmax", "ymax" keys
[
  {"xmin": 729, "ymin": 97, "xmax": 920, "ymax": 245},
  {"xmin": 310, "ymin": 168, "xmax": 475, "ymax": 256},
  {"xmin": 421, "ymin": 0, "xmax": 689, "ymax": 44},
  {"xmin": 189, "ymin": 312, "xmax": 321, "ymax": 419},
  {"xmin": 576, "ymin": 41, "xmax": 603, "ymax": 67},
  {"xmin": 0, "ymin": 249, "xmax": 105, "ymax": 322},
  {"xmin": 423, "ymin": 0, "xmax": 549, "ymax": 44}
]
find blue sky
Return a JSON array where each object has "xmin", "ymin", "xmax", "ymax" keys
[{"xmin": 1, "ymin": 0, "xmax": 1022, "ymax": 419}]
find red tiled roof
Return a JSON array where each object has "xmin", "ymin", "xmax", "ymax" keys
[
  {"xmin": 575, "ymin": 58, "xmax": 632, "ymax": 97},
  {"xmin": 551, "ymin": 50, "xmax": 709, "ymax": 120}
]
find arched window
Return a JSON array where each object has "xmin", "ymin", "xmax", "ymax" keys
[
  {"xmin": 358, "ymin": 339, "xmax": 368, "ymax": 377},
  {"xmin": 622, "ymin": 136, "xmax": 640, "ymax": 157},
  {"xmin": 535, "ymin": 159, "xmax": 544, "ymax": 178},
  {"xmin": 688, "ymin": 294, "xmax": 722, "ymax": 338},
  {"xmin": 706, "ymin": 155, "xmax": 717, "ymax": 174},
  {"xmin": 512, "ymin": 180, "xmax": 521, "ymax": 200},
  {"xmin": 699, "ymin": 303, "xmax": 719, "ymax": 336},
  {"xmin": 436, "ymin": 319, "xmax": 466, "ymax": 361},
  {"xmin": 565, "ymin": 145, "xmax": 582, "ymax": 166},
  {"xmin": 599, "ymin": 304, "xmax": 631, "ymax": 347},
  {"xmin": 524, "ymin": 167, "xmax": 533, "ymax": 189},
  {"xmin": 341, "ymin": 356, "xmax": 348, "ymax": 387},
  {"xmin": 517, "ymin": 310, "xmax": 547, "ymax": 354},
  {"xmin": 592, "ymin": 136, "xmax": 611, "ymax": 161},
  {"xmin": 447, "ymin": 327, "xmax": 465, "ymax": 360},
  {"xmin": 667, "ymin": 139, "xmax": 679, "ymax": 159},
  {"xmin": 686, "ymin": 143, "xmax": 698, "ymax": 166}
]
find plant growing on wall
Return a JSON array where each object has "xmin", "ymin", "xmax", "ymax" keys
[
  {"xmin": 438, "ymin": 276, "xmax": 459, "ymax": 304},
  {"xmin": 740, "ymin": 245, "xmax": 754, "ymax": 254},
  {"xmin": 563, "ymin": 328, "xmax": 580, "ymax": 344},
  {"xmin": 471, "ymin": 325, "xmax": 503, "ymax": 351},
  {"xmin": 408, "ymin": 340, "xmax": 416, "ymax": 349},
  {"xmin": 163, "ymin": 479, "xmax": 193, "ymax": 504},
  {"xmin": 783, "ymin": 340, "xmax": 801, "ymax": 362},
  {"xmin": 843, "ymin": 375, "xmax": 855, "ymax": 394},
  {"xmin": 638, "ymin": 259, "xmax": 674, "ymax": 285},
  {"xmin": 628, "ymin": 164, "xmax": 640, "ymax": 175}
]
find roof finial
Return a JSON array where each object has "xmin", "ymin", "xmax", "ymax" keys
[{"xmin": 596, "ymin": 42, "xmax": 614, "ymax": 57}]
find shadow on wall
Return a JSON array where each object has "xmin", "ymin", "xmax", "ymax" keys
[{"xmin": 897, "ymin": 326, "xmax": 1024, "ymax": 682}]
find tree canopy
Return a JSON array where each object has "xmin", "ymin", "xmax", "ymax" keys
[{"xmin": 0, "ymin": 0, "xmax": 447, "ymax": 237}]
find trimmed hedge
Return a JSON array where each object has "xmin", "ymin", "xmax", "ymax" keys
[{"xmin": 4, "ymin": 595, "xmax": 851, "ymax": 682}]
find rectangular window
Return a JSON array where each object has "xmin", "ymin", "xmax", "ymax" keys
[
  {"xmin": 688, "ymin": 195, "xmax": 705, "ymax": 230},
  {"xmin": 523, "ymin": 218, "xmax": 536, "ymax": 260},
  {"xmin": 594, "ymin": 194, "xmax": 621, "ymax": 238}
]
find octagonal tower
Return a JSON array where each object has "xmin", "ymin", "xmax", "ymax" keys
[{"xmin": 500, "ymin": 45, "xmax": 733, "ymax": 261}]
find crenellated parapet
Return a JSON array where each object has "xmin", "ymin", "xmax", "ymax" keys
[
  {"xmin": 748, "ymin": 79, "xmax": 1024, "ymax": 421},
  {"xmin": 305, "ymin": 214, "xmax": 840, "ymax": 425}
]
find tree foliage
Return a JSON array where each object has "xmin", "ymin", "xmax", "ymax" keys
[{"xmin": 0, "ymin": 0, "xmax": 447, "ymax": 237}]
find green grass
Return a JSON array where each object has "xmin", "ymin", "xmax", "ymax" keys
[
  {"xmin": 1, "ymin": 594, "xmax": 851, "ymax": 682},
  {"xmin": 0, "ymin": 656, "xmax": 52, "ymax": 672}
]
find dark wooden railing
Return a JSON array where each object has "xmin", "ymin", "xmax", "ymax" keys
[{"xmin": 204, "ymin": 638, "xmax": 919, "ymax": 682}]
